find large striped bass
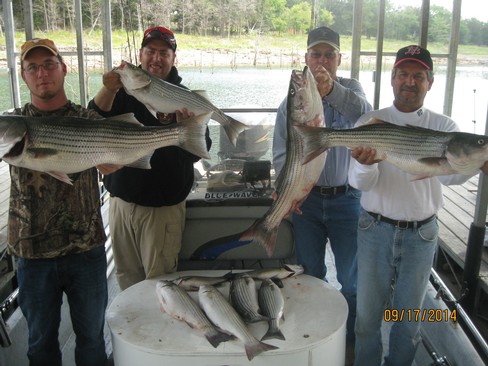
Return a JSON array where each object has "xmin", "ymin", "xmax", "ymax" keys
[
  {"xmin": 113, "ymin": 60, "xmax": 248, "ymax": 146},
  {"xmin": 0, "ymin": 112, "xmax": 211, "ymax": 184},
  {"xmin": 230, "ymin": 274, "xmax": 269, "ymax": 323},
  {"xmin": 198, "ymin": 284, "xmax": 278, "ymax": 360},
  {"xmin": 155, "ymin": 280, "xmax": 231, "ymax": 348},
  {"xmin": 295, "ymin": 119, "xmax": 488, "ymax": 179},
  {"xmin": 258, "ymin": 278, "xmax": 285, "ymax": 341},
  {"xmin": 240, "ymin": 66, "xmax": 327, "ymax": 257}
]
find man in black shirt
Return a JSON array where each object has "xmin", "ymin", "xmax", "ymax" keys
[{"xmin": 89, "ymin": 26, "xmax": 212, "ymax": 290}]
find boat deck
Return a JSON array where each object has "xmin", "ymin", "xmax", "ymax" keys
[
  {"xmin": 1, "ymin": 161, "xmax": 488, "ymax": 364},
  {"xmin": 435, "ymin": 174, "xmax": 488, "ymax": 296}
]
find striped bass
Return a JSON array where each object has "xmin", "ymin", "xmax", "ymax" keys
[
  {"xmin": 155, "ymin": 280, "xmax": 231, "ymax": 348},
  {"xmin": 258, "ymin": 278, "xmax": 285, "ymax": 341},
  {"xmin": 113, "ymin": 60, "xmax": 248, "ymax": 146},
  {"xmin": 240, "ymin": 66, "xmax": 327, "ymax": 257},
  {"xmin": 0, "ymin": 112, "xmax": 211, "ymax": 185},
  {"xmin": 230, "ymin": 274, "xmax": 269, "ymax": 323},
  {"xmin": 173, "ymin": 275, "xmax": 229, "ymax": 291},
  {"xmin": 198, "ymin": 284, "xmax": 278, "ymax": 360},
  {"xmin": 295, "ymin": 119, "xmax": 488, "ymax": 179}
]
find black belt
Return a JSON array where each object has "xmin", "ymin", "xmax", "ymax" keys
[
  {"xmin": 312, "ymin": 185, "xmax": 350, "ymax": 195},
  {"xmin": 367, "ymin": 211, "xmax": 436, "ymax": 229}
]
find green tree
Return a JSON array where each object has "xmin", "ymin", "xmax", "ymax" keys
[{"xmin": 287, "ymin": 2, "xmax": 312, "ymax": 34}]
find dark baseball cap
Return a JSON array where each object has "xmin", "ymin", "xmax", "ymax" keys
[
  {"xmin": 394, "ymin": 45, "xmax": 433, "ymax": 71},
  {"xmin": 141, "ymin": 26, "xmax": 177, "ymax": 51},
  {"xmin": 307, "ymin": 26, "xmax": 340, "ymax": 51}
]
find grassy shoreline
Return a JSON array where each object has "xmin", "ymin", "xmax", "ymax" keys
[{"xmin": 0, "ymin": 30, "xmax": 488, "ymax": 67}]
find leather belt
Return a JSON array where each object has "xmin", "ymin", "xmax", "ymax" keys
[
  {"xmin": 367, "ymin": 211, "xmax": 436, "ymax": 229},
  {"xmin": 312, "ymin": 185, "xmax": 350, "ymax": 195}
]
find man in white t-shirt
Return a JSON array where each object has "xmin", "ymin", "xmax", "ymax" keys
[{"xmin": 349, "ymin": 45, "xmax": 488, "ymax": 366}]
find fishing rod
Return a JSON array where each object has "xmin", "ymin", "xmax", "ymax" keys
[
  {"xmin": 420, "ymin": 328, "xmax": 451, "ymax": 366},
  {"xmin": 430, "ymin": 269, "xmax": 488, "ymax": 362}
]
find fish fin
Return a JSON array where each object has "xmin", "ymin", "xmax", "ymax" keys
[
  {"xmin": 261, "ymin": 325, "xmax": 286, "ymax": 341},
  {"xmin": 107, "ymin": 113, "xmax": 144, "ymax": 126},
  {"xmin": 364, "ymin": 117, "xmax": 388, "ymax": 125},
  {"xmin": 205, "ymin": 329, "xmax": 233, "ymax": 348},
  {"xmin": 192, "ymin": 89, "xmax": 211, "ymax": 100},
  {"xmin": 213, "ymin": 113, "xmax": 249, "ymax": 147},
  {"xmin": 47, "ymin": 171, "xmax": 73, "ymax": 185},
  {"xmin": 245, "ymin": 340, "xmax": 279, "ymax": 361},
  {"xmin": 179, "ymin": 112, "xmax": 212, "ymax": 159},
  {"xmin": 270, "ymin": 278, "xmax": 284, "ymax": 288},
  {"xmin": 293, "ymin": 125, "xmax": 329, "ymax": 164},
  {"xmin": 282, "ymin": 263, "xmax": 304, "ymax": 276},
  {"xmin": 125, "ymin": 154, "xmax": 153, "ymax": 169},
  {"xmin": 240, "ymin": 218, "xmax": 278, "ymax": 258}
]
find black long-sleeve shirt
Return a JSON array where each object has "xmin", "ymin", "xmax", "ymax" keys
[{"xmin": 88, "ymin": 66, "xmax": 212, "ymax": 207}]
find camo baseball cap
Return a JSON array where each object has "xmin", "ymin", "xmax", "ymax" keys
[
  {"xmin": 20, "ymin": 38, "xmax": 59, "ymax": 60},
  {"xmin": 307, "ymin": 26, "xmax": 340, "ymax": 51},
  {"xmin": 394, "ymin": 45, "xmax": 433, "ymax": 71},
  {"xmin": 141, "ymin": 26, "xmax": 177, "ymax": 51}
]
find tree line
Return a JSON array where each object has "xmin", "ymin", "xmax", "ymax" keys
[{"xmin": 3, "ymin": 0, "xmax": 488, "ymax": 47}]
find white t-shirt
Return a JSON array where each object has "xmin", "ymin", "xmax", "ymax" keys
[{"xmin": 348, "ymin": 104, "xmax": 473, "ymax": 221}]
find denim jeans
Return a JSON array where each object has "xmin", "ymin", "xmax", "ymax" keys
[
  {"xmin": 17, "ymin": 246, "xmax": 108, "ymax": 366},
  {"xmin": 354, "ymin": 210, "xmax": 438, "ymax": 366},
  {"xmin": 292, "ymin": 187, "xmax": 361, "ymax": 342}
]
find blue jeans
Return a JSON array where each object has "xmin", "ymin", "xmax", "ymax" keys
[
  {"xmin": 17, "ymin": 246, "xmax": 108, "ymax": 366},
  {"xmin": 292, "ymin": 188, "xmax": 361, "ymax": 342},
  {"xmin": 354, "ymin": 210, "xmax": 438, "ymax": 366}
]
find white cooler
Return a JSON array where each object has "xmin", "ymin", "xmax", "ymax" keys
[{"xmin": 106, "ymin": 271, "xmax": 348, "ymax": 366}]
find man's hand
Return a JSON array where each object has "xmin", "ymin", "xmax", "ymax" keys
[
  {"xmin": 350, "ymin": 147, "xmax": 383, "ymax": 165},
  {"xmin": 271, "ymin": 191, "xmax": 302, "ymax": 217},
  {"xmin": 176, "ymin": 108, "xmax": 195, "ymax": 122},
  {"xmin": 102, "ymin": 70, "xmax": 123, "ymax": 94},
  {"xmin": 311, "ymin": 65, "xmax": 334, "ymax": 98}
]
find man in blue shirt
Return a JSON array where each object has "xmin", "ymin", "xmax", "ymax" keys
[{"xmin": 272, "ymin": 26, "xmax": 372, "ymax": 364}]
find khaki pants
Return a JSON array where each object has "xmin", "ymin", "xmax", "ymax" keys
[{"xmin": 109, "ymin": 196, "xmax": 185, "ymax": 290}]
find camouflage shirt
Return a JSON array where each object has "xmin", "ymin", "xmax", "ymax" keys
[{"xmin": 6, "ymin": 102, "xmax": 107, "ymax": 259}]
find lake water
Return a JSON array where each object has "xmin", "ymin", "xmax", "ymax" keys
[{"xmin": 1, "ymin": 64, "xmax": 487, "ymax": 134}]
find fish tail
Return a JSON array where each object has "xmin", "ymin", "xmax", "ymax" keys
[
  {"xmin": 205, "ymin": 329, "xmax": 233, "ymax": 348},
  {"xmin": 294, "ymin": 125, "xmax": 329, "ymax": 164},
  {"xmin": 245, "ymin": 340, "xmax": 279, "ymax": 361},
  {"xmin": 240, "ymin": 219, "xmax": 278, "ymax": 258},
  {"xmin": 180, "ymin": 112, "xmax": 212, "ymax": 159},
  {"xmin": 216, "ymin": 113, "xmax": 249, "ymax": 147},
  {"xmin": 261, "ymin": 322, "xmax": 286, "ymax": 341}
]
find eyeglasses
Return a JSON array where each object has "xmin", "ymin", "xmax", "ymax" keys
[
  {"xmin": 309, "ymin": 50, "xmax": 339, "ymax": 60},
  {"xmin": 23, "ymin": 61, "xmax": 60, "ymax": 75}
]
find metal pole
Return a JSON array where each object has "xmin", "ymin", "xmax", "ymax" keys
[
  {"xmin": 443, "ymin": 0, "xmax": 462, "ymax": 117},
  {"xmin": 350, "ymin": 0, "xmax": 363, "ymax": 81},
  {"xmin": 373, "ymin": 0, "xmax": 385, "ymax": 110},
  {"xmin": 3, "ymin": 0, "xmax": 21, "ymax": 109},
  {"xmin": 461, "ymin": 101, "xmax": 488, "ymax": 312},
  {"xmin": 74, "ymin": 0, "xmax": 87, "ymax": 107},
  {"xmin": 102, "ymin": 0, "xmax": 113, "ymax": 72}
]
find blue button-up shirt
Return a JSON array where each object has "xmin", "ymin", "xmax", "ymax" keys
[{"xmin": 272, "ymin": 76, "xmax": 372, "ymax": 187}]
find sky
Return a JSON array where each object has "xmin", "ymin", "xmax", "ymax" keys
[{"xmin": 390, "ymin": 0, "xmax": 488, "ymax": 23}]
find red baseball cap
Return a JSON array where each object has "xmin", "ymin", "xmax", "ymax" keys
[{"xmin": 141, "ymin": 26, "xmax": 177, "ymax": 51}]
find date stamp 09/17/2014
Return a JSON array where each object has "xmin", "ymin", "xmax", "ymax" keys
[{"xmin": 384, "ymin": 308, "xmax": 457, "ymax": 323}]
